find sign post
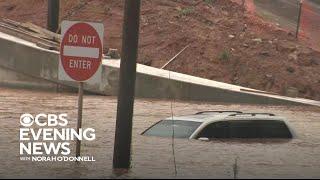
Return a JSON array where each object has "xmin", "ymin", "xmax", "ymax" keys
[
  {"xmin": 76, "ymin": 82, "xmax": 83, "ymax": 157},
  {"xmin": 59, "ymin": 21, "xmax": 104, "ymax": 157}
]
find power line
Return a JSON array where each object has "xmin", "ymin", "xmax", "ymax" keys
[{"xmin": 169, "ymin": 70, "xmax": 178, "ymax": 177}]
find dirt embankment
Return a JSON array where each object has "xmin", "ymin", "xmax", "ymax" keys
[{"xmin": 0, "ymin": 0, "xmax": 319, "ymax": 100}]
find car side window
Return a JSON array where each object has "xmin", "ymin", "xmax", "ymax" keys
[
  {"xmin": 229, "ymin": 120, "xmax": 258, "ymax": 138},
  {"xmin": 197, "ymin": 121, "xmax": 229, "ymax": 139},
  {"xmin": 257, "ymin": 120, "xmax": 292, "ymax": 138},
  {"xmin": 229, "ymin": 120, "xmax": 292, "ymax": 138},
  {"xmin": 197, "ymin": 120, "xmax": 292, "ymax": 139}
]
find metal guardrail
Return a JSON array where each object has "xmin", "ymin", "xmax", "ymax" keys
[{"xmin": 0, "ymin": 19, "xmax": 60, "ymax": 51}]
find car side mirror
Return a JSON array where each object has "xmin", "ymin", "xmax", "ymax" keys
[{"xmin": 198, "ymin": 137, "xmax": 209, "ymax": 141}]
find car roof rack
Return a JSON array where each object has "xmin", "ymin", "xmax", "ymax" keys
[
  {"xmin": 229, "ymin": 113, "xmax": 275, "ymax": 117},
  {"xmin": 196, "ymin": 111, "xmax": 243, "ymax": 115}
]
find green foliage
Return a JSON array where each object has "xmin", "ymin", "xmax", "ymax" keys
[
  {"xmin": 178, "ymin": 7, "xmax": 194, "ymax": 17},
  {"xmin": 204, "ymin": 0, "xmax": 216, "ymax": 6},
  {"xmin": 219, "ymin": 50, "xmax": 231, "ymax": 61}
]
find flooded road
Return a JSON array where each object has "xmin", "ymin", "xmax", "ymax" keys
[{"xmin": 0, "ymin": 87, "xmax": 320, "ymax": 178}]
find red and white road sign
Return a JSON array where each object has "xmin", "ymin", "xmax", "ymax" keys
[{"xmin": 59, "ymin": 21, "xmax": 104, "ymax": 82}]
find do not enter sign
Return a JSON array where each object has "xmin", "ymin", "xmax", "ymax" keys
[{"xmin": 59, "ymin": 21, "xmax": 104, "ymax": 82}]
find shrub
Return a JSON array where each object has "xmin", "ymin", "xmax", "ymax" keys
[
  {"xmin": 178, "ymin": 7, "xmax": 194, "ymax": 17},
  {"xmin": 204, "ymin": 0, "xmax": 216, "ymax": 6},
  {"xmin": 219, "ymin": 50, "xmax": 231, "ymax": 61}
]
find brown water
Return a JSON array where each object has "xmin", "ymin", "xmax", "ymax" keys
[{"xmin": 0, "ymin": 87, "xmax": 320, "ymax": 178}]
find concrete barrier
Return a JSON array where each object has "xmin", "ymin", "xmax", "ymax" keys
[{"xmin": 0, "ymin": 31, "xmax": 319, "ymax": 106}]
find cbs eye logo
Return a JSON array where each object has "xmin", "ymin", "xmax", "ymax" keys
[
  {"xmin": 20, "ymin": 114, "xmax": 34, "ymax": 127},
  {"xmin": 19, "ymin": 113, "xmax": 68, "ymax": 127}
]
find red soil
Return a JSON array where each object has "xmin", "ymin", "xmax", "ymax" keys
[{"xmin": 0, "ymin": 0, "xmax": 319, "ymax": 100}]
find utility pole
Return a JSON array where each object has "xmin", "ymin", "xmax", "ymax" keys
[
  {"xmin": 296, "ymin": 0, "xmax": 303, "ymax": 39},
  {"xmin": 113, "ymin": 0, "xmax": 141, "ymax": 169},
  {"xmin": 47, "ymin": 0, "xmax": 60, "ymax": 32}
]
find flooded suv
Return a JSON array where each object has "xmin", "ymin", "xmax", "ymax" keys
[{"xmin": 142, "ymin": 111, "xmax": 294, "ymax": 140}]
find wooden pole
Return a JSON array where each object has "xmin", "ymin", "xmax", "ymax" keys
[
  {"xmin": 113, "ymin": 0, "xmax": 141, "ymax": 169},
  {"xmin": 296, "ymin": 0, "xmax": 303, "ymax": 39},
  {"xmin": 47, "ymin": 0, "xmax": 60, "ymax": 33},
  {"xmin": 76, "ymin": 82, "xmax": 83, "ymax": 158}
]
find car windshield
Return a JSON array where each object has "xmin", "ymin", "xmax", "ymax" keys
[{"xmin": 143, "ymin": 120, "xmax": 202, "ymax": 138}]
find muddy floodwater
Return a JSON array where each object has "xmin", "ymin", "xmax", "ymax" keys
[{"xmin": 0, "ymin": 87, "xmax": 320, "ymax": 178}]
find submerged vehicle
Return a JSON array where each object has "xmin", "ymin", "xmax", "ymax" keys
[{"xmin": 142, "ymin": 111, "xmax": 294, "ymax": 140}]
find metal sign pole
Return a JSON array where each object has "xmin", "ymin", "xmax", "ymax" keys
[{"xmin": 76, "ymin": 82, "xmax": 84, "ymax": 158}]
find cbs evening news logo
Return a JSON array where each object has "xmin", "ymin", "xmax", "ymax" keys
[{"xmin": 19, "ymin": 113, "xmax": 96, "ymax": 162}]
